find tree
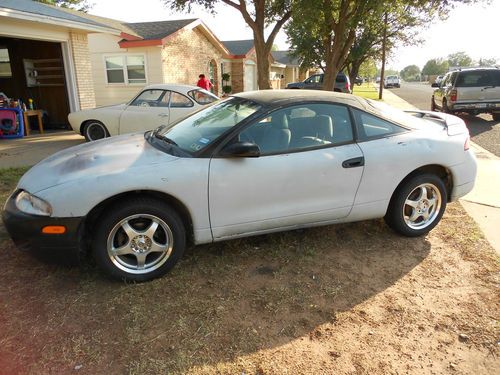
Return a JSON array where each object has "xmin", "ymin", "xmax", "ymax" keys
[
  {"xmin": 422, "ymin": 58, "xmax": 449, "ymax": 76},
  {"xmin": 287, "ymin": 1, "xmax": 475, "ymax": 92},
  {"xmin": 400, "ymin": 65, "xmax": 421, "ymax": 81},
  {"xmin": 358, "ymin": 58, "xmax": 377, "ymax": 79},
  {"xmin": 35, "ymin": 0, "xmax": 93, "ymax": 12},
  {"xmin": 165, "ymin": 0, "xmax": 293, "ymax": 90},
  {"xmin": 447, "ymin": 51, "xmax": 473, "ymax": 68},
  {"xmin": 478, "ymin": 57, "xmax": 497, "ymax": 67}
]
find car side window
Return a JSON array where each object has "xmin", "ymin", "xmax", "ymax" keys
[
  {"xmin": 353, "ymin": 109, "xmax": 406, "ymax": 141},
  {"xmin": 238, "ymin": 103, "xmax": 354, "ymax": 155},
  {"xmin": 130, "ymin": 89, "xmax": 168, "ymax": 107},
  {"xmin": 170, "ymin": 92, "xmax": 194, "ymax": 108}
]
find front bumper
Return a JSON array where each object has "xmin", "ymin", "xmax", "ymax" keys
[{"xmin": 2, "ymin": 190, "xmax": 84, "ymax": 264}]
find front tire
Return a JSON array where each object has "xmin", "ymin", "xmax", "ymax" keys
[
  {"xmin": 92, "ymin": 198, "xmax": 186, "ymax": 281},
  {"xmin": 83, "ymin": 121, "xmax": 109, "ymax": 142},
  {"xmin": 385, "ymin": 174, "xmax": 447, "ymax": 237}
]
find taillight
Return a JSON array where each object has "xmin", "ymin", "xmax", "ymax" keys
[
  {"xmin": 450, "ymin": 89, "xmax": 457, "ymax": 102},
  {"xmin": 464, "ymin": 136, "xmax": 470, "ymax": 151},
  {"xmin": 345, "ymin": 82, "xmax": 350, "ymax": 91}
]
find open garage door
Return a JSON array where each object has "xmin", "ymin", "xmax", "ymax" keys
[{"xmin": 0, "ymin": 37, "xmax": 71, "ymax": 130}]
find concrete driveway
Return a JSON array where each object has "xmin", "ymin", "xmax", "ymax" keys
[{"xmin": 0, "ymin": 131, "xmax": 84, "ymax": 168}]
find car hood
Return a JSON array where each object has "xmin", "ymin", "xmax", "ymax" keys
[{"xmin": 19, "ymin": 133, "xmax": 178, "ymax": 194}]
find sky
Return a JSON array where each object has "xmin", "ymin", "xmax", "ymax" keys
[{"xmin": 90, "ymin": 0, "xmax": 500, "ymax": 71}]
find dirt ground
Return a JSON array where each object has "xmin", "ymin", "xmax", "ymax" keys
[{"xmin": 0, "ymin": 171, "xmax": 498, "ymax": 374}]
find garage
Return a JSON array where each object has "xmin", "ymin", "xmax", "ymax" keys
[{"xmin": 0, "ymin": 0, "xmax": 118, "ymax": 135}]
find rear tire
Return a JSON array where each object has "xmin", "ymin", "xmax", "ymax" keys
[
  {"xmin": 83, "ymin": 121, "xmax": 109, "ymax": 142},
  {"xmin": 493, "ymin": 113, "xmax": 500, "ymax": 121},
  {"xmin": 442, "ymin": 99, "xmax": 450, "ymax": 114},
  {"xmin": 92, "ymin": 197, "xmax": 186, "ymax": 282},
  {"xmin": 431, "ymin": 97, "xmax": 436, "ymax": 111},
  {"xmin": 385, "ymin": 173, "xmax": 447, "ymax": 237}
]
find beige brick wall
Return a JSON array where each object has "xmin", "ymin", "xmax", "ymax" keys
[
  {"xmin": 231, "ymin": 60, "xmax": 244, "ymax": 93},
  {"xmin": 70, "ymin": 32, "xmax": 96, "ymax": 109},
  {"xmin": 161, "ymin": 28, "xmax": 226, "ymax": 96}
]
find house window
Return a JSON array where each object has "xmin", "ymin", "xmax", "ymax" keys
[
  {"xmin": 0, "ymin": 48, "xmax": 12, "ymax": 78},
  {"xmin": 105, "ymin": 55, "xmax": 146, "ymax": 84}
]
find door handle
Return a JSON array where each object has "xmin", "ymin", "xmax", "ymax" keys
[
  {"xmin": 158, "ymin": 113, "xmax": 169, "ymax": 117},
  {"xmin": 342, "ymin": 156, "xmax": 364, "ymax": 168}
]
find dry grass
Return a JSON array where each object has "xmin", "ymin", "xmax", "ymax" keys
[{"xmin": 0, "ymin": 169, "xmax": 498, "ymax": 375}]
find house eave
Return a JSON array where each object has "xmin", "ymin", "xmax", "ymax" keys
[{"xmin": 0, "ymin": 7, "xmax": 120, "ymax": 35}]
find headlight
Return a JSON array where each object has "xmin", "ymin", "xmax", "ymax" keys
[{"xmin": 15, "ymin": 191, "xmax": 52, "ymax": 216}]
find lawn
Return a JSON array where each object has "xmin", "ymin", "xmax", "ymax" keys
[
  {"xmin": 0, "ymin": 167, "xmax": 498, "ymax": 374},
  {"xmin": 352, "ymin": 82, "xmax": 380, "ymax": 100}
]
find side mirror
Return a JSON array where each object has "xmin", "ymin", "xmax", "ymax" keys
[
  {"xmin": 220, "ymin": 141, "xmax": 260, "ymax": 158},
  {"xmin": 431, "ymin": 83, "xmax": 439, "ymax": 88}
]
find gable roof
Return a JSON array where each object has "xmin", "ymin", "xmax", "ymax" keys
[
  {"xmin": 0, "ymin": 0, "xmax": 118, "ymax": 33},
  {"xmin": 124, "ymin": 19, "xmax": 198, "ymax": 40},
  {"xmin": 271, "ymin": 50, "xmax": 300, "ymax": 67},
  {"xmin": 221, "ymin": 39, "xmax": 254, "ymax": 57}
]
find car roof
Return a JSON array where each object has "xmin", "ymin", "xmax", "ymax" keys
[
  {"xmin": 232, "ymin": 89, "xmax": 367, "ymax": 109},
  {"xmin": 143, "ymin": 83, "xmax": 202, "ymax": 93}
]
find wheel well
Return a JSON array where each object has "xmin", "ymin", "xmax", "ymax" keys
[
  {"xmin": 391, "ymin": 165, "xmax": 453, "ymax": 204},
  {"xmin": 80, "ymin": 119, "xmax": 105, "ymax": 135},
  {"xmin": 81, "ymin": 190, "xmax": 194, "ymax": 253}
]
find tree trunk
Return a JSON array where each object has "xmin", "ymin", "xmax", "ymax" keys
[
  {"xmin": 348, "ymin": 61, "xmax": 362, "ymax": 88},
  {"xmin": 379, "ymin": 12, "xmax": 388, "ymax": 100},
  {"xmin": 253, "ymin": 35, "xmax": 272, "ymax": 90}
]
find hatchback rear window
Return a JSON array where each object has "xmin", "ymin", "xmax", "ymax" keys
[
  {"xmin": 336, "ymin": 74, "xmax": 346, "ymax": 83},
  {"xmin": 455, "ymin": 71, "xmax": 492, "ymax": 87}
]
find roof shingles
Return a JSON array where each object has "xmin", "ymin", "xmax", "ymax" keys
[{"xmin": 124, "ymin": 19, "xmax": 198, "ymax": 40}]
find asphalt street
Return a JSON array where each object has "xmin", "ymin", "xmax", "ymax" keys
[{"xmin": 389, "ymin": 82, "xmax": 500, "ymax": 157}]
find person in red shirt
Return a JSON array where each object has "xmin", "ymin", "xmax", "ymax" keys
[{"xmin": 197, "ymin": 74, "xmax": 213, "ymax": 91}]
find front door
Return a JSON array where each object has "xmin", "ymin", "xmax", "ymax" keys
[
  {"xmin": 208, "ymin": 103, "xmax": 364, "ymax": 240},
  {"xmin": 119, "ymin": 89, "xmax": 171, "ymax": 135}
]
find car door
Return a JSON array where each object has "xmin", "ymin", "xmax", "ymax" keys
[
  {"xmin": 119, "ymin": 89, "xmax": 171, "ymax": 135},
  {"xmin": 168, "ymin": 91, "xmax": 197, "ymax": 124},
  {"xmin": 208, "ymin": 103, "xmax": 364, "ymax": 240}
]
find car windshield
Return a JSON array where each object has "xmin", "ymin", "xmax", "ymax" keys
[{"xmin": 156, "ymin": 97, "xmax": 261, "ymax": 154}]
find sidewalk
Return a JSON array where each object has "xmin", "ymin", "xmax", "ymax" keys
[
  {"xmin": 382, "ymin": 89, "xmax": 500, "ymax": 253},
  {"xmin": 0, "ymin": 131, "xmax": 84, "ymax": 168}
]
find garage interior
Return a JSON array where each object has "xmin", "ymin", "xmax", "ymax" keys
[{"xmin": 0, "ymin": 37, "xmax": 71, "ymax": 131}]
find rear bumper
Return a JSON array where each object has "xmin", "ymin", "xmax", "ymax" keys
[
  {"xmin": 450, "ymin": 101, "xmax": 500, "ymax": 112},
  {"xmin": 449, "ymin": 151, "xmax": 477, "ymax": 202},
  {"xmin": 2, "ymin": 190, "xmax": 84, "ymax": 264}
]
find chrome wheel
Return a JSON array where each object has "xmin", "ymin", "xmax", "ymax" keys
[
  {"xmin": 107, "ymin": 214, "xmax": 173, "ymax": 274},
  {"xmin": 403, "ymin": 183, "xmax": 442, "ymax": 230}
]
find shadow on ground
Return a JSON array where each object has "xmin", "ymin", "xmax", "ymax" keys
[{"xmin": 0, "ymin": 219, "xmax": 430, "ymax": 374}]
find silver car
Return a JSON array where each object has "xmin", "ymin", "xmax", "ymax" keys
[
  {"xmin": 432, "ymin": 68, "xmax": 500, "ymax": 120},
  {"xmin": 3, "ymin": 91, "xmax": 477, "ymax": 281}
]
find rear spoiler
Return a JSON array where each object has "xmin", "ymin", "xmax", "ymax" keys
[{"xmin": 404, "ymin": 110, "xmax": 468, "ymax": 136}]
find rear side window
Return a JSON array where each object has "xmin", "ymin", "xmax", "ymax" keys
[
  {"xmin": 353, "ymin": 109, "xmax": 406, "ymax": 141},
  {"xmin": 188, "ymin": 89, "xmax": 218, "ymax": 105},
  {"xmin": 170, "ymin": 92, "xmax": 193, "ymax": 108},
  {"xmin": 455, "ymin": 71, "xmax": 492, "ymax": 87},
  {"xmin": 490, "ymin": 70, "xmax": 500, "ymax": 86}
]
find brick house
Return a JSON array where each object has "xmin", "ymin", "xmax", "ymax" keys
[{"xmin": 0, "ymin": 0, "xmax": 117, "ymax": 126}]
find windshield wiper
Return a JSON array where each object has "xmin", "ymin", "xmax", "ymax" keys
[{"xmin": 155, "ymin": 133, "xmax": 178, "ymax": 146}]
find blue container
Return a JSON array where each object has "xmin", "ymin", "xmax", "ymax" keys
[{"xmin": 0, "ymin": 108, "xmax": 25, "ymax": 139}]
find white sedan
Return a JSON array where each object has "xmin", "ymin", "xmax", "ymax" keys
[
  {"xmin": 3, "ymin": 91, "xmax": 477, "ymax": 281},
  {"xmin": 68, "ymin": 84, "xmax": 219, "ymax": 141}
]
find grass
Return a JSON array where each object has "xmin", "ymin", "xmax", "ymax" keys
[{"xmin": 352, "ymin": 82, "xmax": 380, "ymax": 100}]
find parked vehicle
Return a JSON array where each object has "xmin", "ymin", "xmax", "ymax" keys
[
  {"xmin": 286, "ymin": 72, "xmax": 351, "ymax": 93},
  {"xmin": 434, "ymin": 75, "xmax": 444, "ymax": 86},
  {"xmin": 384, "ymin": 75, "xmax": 401, "ymax": 88},
  {"xmin": 354, "ymin": 77, "xmax": 364, "ymax": 86},
  {"xmin": 431, "ymin": 68, "xmax": 500, "ymax": 120},
  {"xmin": 3, "ymin": 91, "xmax": 476, "ymax": 281},
  {"xmin": 68, "ymin": 84, "xmax": 219, "ymax": 142}
]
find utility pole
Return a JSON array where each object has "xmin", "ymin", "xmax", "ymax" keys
[{"xmin": 378, "ymin": 11, "xmax": 388, "ymax": 100}]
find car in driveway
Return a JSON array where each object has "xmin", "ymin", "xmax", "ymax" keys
[
  {"xmin": 68, "ymin": 84, "xmax": 219, "ymax": 141},
  {"xmin": 3, "ymin": 90, "xmax": 477, "ymax": 281},
  {"xmin": 286, "ymin": 72, "xmax": 351, "ymax": 93},
  {"xmin": 431, "ymin": 68, "xmax": 500, "ymax": 120}
]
